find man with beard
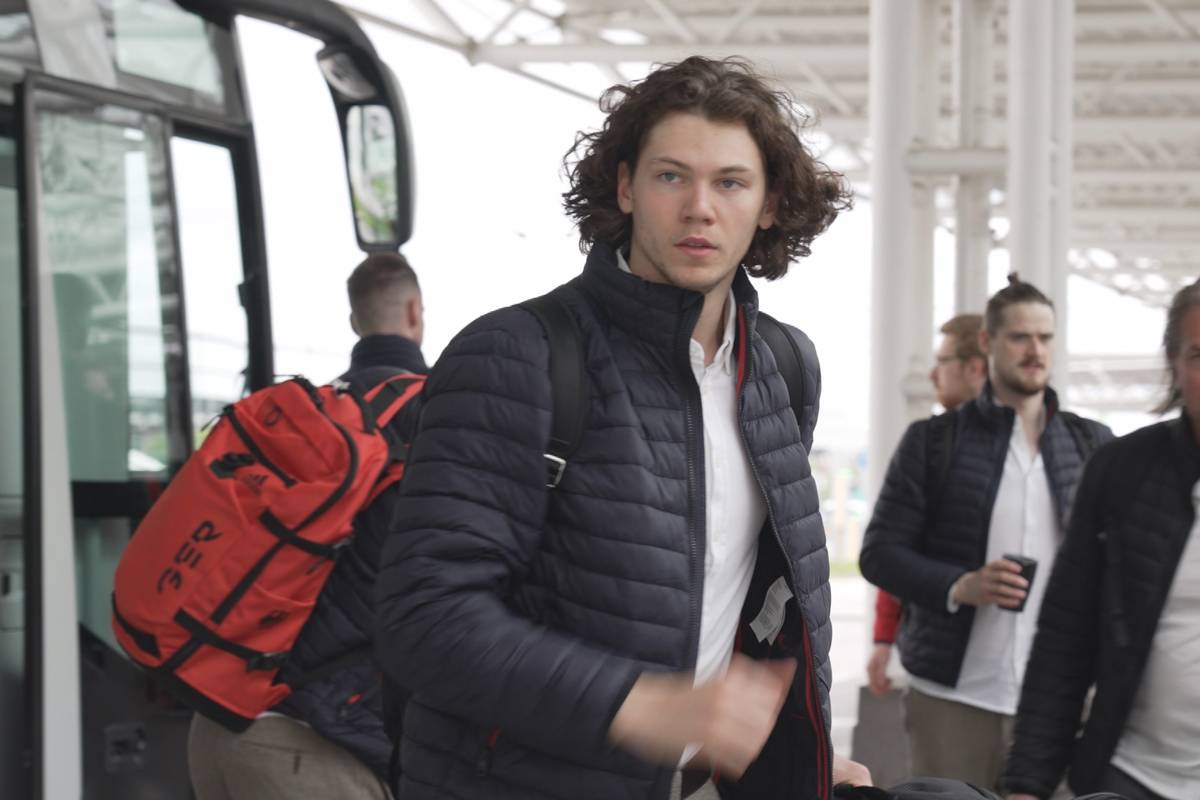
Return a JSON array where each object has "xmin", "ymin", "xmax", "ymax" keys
[{"xmin": 859, "ymin": 276, "xmax": 1112, "ymax": 790}]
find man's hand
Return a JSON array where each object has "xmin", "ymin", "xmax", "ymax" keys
[
  {"xmin": 608, "ymin": 655, "xmax": 795, "ymax": 779},
  {"xmin": 865, "ymin": 643, "xmax": 893, "ymax": 696},
  {"xmin": 832, "ymin": 753, "xmax": 872, "ymax": 786},
  {"xmin": 1007, "ymin": 795, "xmax": 1038, "ymax": 800},
  {"xmin": 952, "ymin": 558, "xmax": 1029, "ymax": 608}
]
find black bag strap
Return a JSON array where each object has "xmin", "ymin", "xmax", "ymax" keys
[
  {"xmin": 519, "ymin": 290, "xmax": 587, "ymax": 489},
  {"xmin": 755, "ymin": 311, "xmax": 807, "ymax": 438},
  {"xmin": 1057, "ymin": 409, "xmax": 1099, "ymax": 462}
]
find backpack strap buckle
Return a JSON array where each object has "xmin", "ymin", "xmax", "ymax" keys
[
  {"xmin": 544, "ymin": 453, "xmax": 567, "ymax": 489},
  {"xmin": 245, "ymin": 651, "xmax": 288, "ymax": 672}
]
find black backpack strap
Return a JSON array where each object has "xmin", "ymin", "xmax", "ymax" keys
[
  {"xmin": 755, "ymin": 311, "xmax": 807, "ymax": 440},
  {"xmin": 1058, "ymin": 410, "xmax": 1099, "ymax": 462},
  {"xmin": 519, "ymin": 290, "xmax": 587, "ymax": 489},
  {"xmin": 925, "ymin": 411, "xmax": 958, "ymax": 513}
]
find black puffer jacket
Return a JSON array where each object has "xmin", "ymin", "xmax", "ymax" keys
[
  {"xmin": 1001, "ymin": 415, "xmax": 1200, "ymax": 798},
  {"xmin": 274, "ymin": 334, "xmax": 426, "ymax": 779},
  {"xmin": 858, "ymin": 386, "xmax": 1112, "ymax": 686},
  {"xmin": 375, "ymin": 243, "xmax": 833, "ymax": 800}
]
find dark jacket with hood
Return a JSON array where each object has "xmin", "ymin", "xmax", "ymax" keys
[
  {"xmin": 375, "ymin": 243, "xmax": 833, "ymax": 800},
  {"xmin": 1001, "ymin": 414, "xmax": 1200, "ymax": 798},
  {"xmin": 274, "ymin": 334, "xmax": 426, "ymax": 779},
  {"xmin": 859, "ymin": 384, "xmax": 1113, "ymax": 687}
]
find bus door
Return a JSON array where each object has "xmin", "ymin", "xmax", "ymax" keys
[
  {"xmin": 11, "ymin": 3, "xmax": 414, "ymax": 797},
  {"xmin": 21, "ymin": 74, "xmax": 244, "ymax": 799}
]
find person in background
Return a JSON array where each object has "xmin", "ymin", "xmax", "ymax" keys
[
  {"xmin": 866, "ymin": 313, "xmax": 986, "ymax": 697},
  {"xmin": 1003, "ymin": 278, "xmax": 1200, "ymax": 800},
  {"xmin": 859, "ymin": 276, "xmax": 1112, "ymax": 790},
  {"xmin": 188, "ymin": 252, "xmax": 426, "ymax": 800}
]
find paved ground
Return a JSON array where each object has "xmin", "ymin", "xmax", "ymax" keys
[{"xmin": 829, "ymin": 575, "xmax": 872, "ymax": 754}]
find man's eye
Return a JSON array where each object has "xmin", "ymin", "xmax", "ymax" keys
[
  {"xmin": 659, "ymin": 171, "xmax": 680, "ymax": 183},
  {"xmin": 718, "ymin": 178, "xmax": 743, "ymax": 189}
]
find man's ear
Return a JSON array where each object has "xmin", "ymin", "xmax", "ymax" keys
[
  {"xmin": 349, "ymin": 312, "xmax": 361, "ymax": 337},
  {"xmin": 617, "ymin": 161, "xmax": 634, "ymax": 214},
  {"xmin": 977, "ymin": 328, "xmax": 992, "ymax": 358},
  {"xmin": 758, "ymin": 191, "xmax": 778, "ymax": 230},
  {"xmin": 407, "ymin": 294, "xmax": 423, "ymax": 331}
]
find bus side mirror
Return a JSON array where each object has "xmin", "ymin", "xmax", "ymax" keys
[{"xmin": 317, "ymin": 47, "xmax": 413, "ymax": 250}]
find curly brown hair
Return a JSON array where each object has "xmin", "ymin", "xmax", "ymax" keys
[{"xmin": 562, "ymin": 56, "xmax": 852, "ymax": 280}]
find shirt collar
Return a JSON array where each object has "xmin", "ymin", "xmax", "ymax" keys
[{"xmin": 615, "ymin": 249, "xmax": 737, "ymax": 376}]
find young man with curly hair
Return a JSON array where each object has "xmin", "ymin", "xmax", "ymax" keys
[{"xmin": 375, "ymin": 57, "xmax": 865, "ymax": 799}]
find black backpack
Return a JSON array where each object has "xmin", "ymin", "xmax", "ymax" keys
[
  {"xmin": 834, "ymin": 777, "xmax": 1127, "ymax": 800},
  {"xmin": 521, "ymin": 288, "xmax": 813, "ymax": 487}
]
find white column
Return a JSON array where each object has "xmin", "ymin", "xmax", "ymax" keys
[
  {"xmin": 868, "ymin": 0, "xmax": 914, "ymax": 503},
  {"xmin": 907, "ymin": 1, "xmax": 939, "ymax": 422},
  {"xmin": 954, "ymin": 0, "xmax": 995, "ymax": 314},
  {"xmin": 1006, "ymin": 0, "xmax": 1054, "ymax": 293},
  {"xmin": 1050, "ymin": 1, "xmax": 1075, "ymax": 392}
]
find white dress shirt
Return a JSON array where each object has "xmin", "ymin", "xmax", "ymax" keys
[
  {"xmin": 911, "ymin": 412, "xmax": 1060, "ymax": 715},
  {"xmin": 1111, "ymin": 479, "xmax": 1200, "ymax": 797},
  {"xmin": 615, "ymin": 253, "xmax": 767, "ymax": 695}
]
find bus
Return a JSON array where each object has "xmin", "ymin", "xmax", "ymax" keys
[{"xmin": 0, "ymin": 1, "xmax": 413, "ymax": 796}]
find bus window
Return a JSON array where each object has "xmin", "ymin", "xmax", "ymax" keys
[
  {"xmin": 35, "ymin": 92, "xmax": 189, "ymax": 648},
  {"xmin": 111, "ymin": 0, "xmax": 225, "ymax": 106},
  {"xmin": 0, "ymin": 107, "xmax": 29, "ymax": 800},
  {"xmin": 171, "ymin": 136, "xmax": 247, "ymax": 439}
]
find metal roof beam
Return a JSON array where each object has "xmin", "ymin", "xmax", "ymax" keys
[
  {"xmin": 558, "ymin": 8, "xmax": 1200, "ymax": 38},
  {"xmin": 470, "ymin": 39, "xmax": 1200, "ymax": 66},
  {"xmin": 1142, "ymin": 0, "xmax": 1200, "ymax": 39},
  {"xmin": 1072, "ymin": 207, "xmax": 1200, "ymax": 224}
]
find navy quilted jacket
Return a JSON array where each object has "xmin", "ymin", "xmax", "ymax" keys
[
  {"xmin": 274, "ymin": 334, "xmax": 427, "ymax": 779},
  {"xmin": 1002, "ymin": 415, "xmax": 1200, "ymax": 798},
  {"xmin": 376, "ymin": 243, "xmax": 833, "ymax": 800},
  {"xmin": 858, "ymin": 386, "xmax": 1113, "ymax": 687}
]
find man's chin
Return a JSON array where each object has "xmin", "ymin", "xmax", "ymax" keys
[
  {"xmin": 664, "ymin": 263, "xmax": 737, "ymax": 296},
  {"xmin": 1003, "ymin": 375, "xmax": 1049, "ymax": 397}
]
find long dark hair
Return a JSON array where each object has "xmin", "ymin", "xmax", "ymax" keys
[
  {"xmin": 562, "ymin": 56, "xmax": 851, "ymax": 280},
  {"xmin": 1158, "ymin": 278, "xmax": 1200, "ymax": 414}
]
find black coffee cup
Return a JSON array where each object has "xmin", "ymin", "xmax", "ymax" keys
[{"xmin": 1001, "ymin": 553, "xmax": 1038, "ymax": 613}]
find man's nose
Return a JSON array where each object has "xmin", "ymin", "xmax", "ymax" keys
[{"xmin": 682, "ymin": 184, "xmax": 715, "ymax": 223}]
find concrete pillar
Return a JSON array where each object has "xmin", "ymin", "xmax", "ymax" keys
[
  {"xmin": 1006, "ymin": 0, "xmax": 1073, "ymax": 389},
  {"xmin": 1006, "ymin": 0, "xmax": 1054, "ymax": 293},
  {"xmin": 868, "ymin": 0, "xmax": 919, "ymax": 504},
  {"xmin": 953, "ymin": 0, "xmax": 995, "ymax": 314},
  {"xmin": 1050, "ymin": 0, "xmax": 1075, "ymax": 392}
]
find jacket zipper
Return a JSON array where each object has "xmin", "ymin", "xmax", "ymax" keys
[
  {"xmin": 662, "ymin": 299, "xmax": 706, "ymax": 800},
  {"xmin": 734, "ymin": 308, "xmax": 831, "ymax": 800},
  {"xmin": 674, "ymin": 301, "xmax": 706, "ymax": 678}
]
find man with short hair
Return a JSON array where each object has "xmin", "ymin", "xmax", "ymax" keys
[
  {"xmin": 1003, "ymin": 278, "xmax": 1200, "ymax": 800},
  {"xmin": 188, "ymin": 252, "xmax": 426, "ymax": 800},
  {"xmin": 866, "ymin": 313, "xmax": 986, "ymax": 697},
  {"xmin": 859, "ymin": 277, "xmax": 1112, "ymax": 789},
  {"xmin": 375, "ymin": 57, "xmax": 868, "ymax": 799}
]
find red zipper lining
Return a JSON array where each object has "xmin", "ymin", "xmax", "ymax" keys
[
  {"xmin": 737, "ymin": 305, "xmax": 827, "ymax": 798},
  {"xmin": 800, "ymin": 623, "xmax": 830, "ymax": 800},
  {"xmin": 735, "ymin": 308, "xmax": 748, "ymax": 393}
]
